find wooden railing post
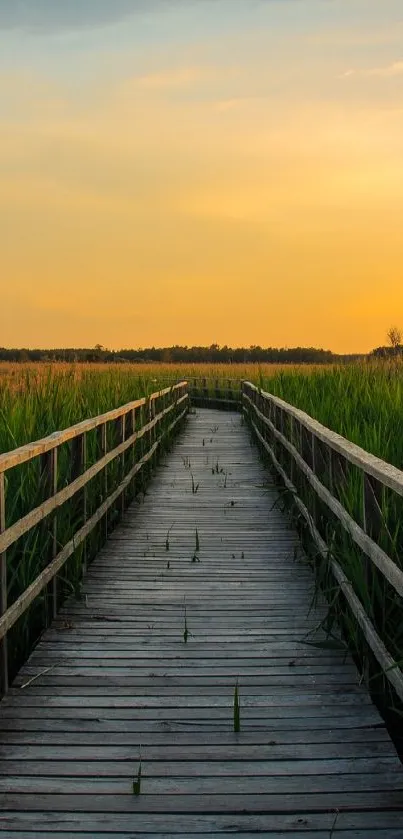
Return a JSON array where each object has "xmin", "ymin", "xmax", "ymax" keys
[
  {"xmin": 362, "ymin": 473, "xmax": 383, "ymax": 541},
  {"xmin": 115, "ymin": 415, "xmax": 126, "ymax": 517},
  {"xmin": 97, "ymin": 422, "xmax": 108, "ymax": 541},
  {"xmin": 311, "ymin": 433, "xmax": 318, "ymax": 524},
  {"xmin": 362, "ymin": 472, "xmax": 384, "ymax": 618},
  {"xmin": 130, "ymin": 408, "xmax": 136, "ymax": 499},
  {"xmin": 40, "ymin": 448, "xmax": 58, "ymax": 621},
  {"xmin": 150, "ymin": 397, "xmax": 156, "ymax": 460},
  {"xmin": 71, "ymin": 433, "xmax": 87, "ymax": 573},
  {"xmin": 0, "ymin": 472, "xmax": 8, "ymax": 694}
]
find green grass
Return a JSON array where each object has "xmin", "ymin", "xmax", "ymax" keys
[
  {"xmin": 259, "ymin": 361, "xmax": 403, "ymax": 469},
  {"xmin": 183, "ymin": 605, "xmax": 189, "ymax": 643},
  {"xmin": 132, "ymin": 749, "xmax": 142, "ymax": 796}
]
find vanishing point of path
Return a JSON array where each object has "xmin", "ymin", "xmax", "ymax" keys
[{"xmin": 0, "ymin": 409, "xmax": 402, "ymax": 837}]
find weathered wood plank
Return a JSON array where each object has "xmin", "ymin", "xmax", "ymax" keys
[
  {"xmin": 4, "ymin": 833, "xmax": 403, "ymax": 839},
  {"xmin": 0, "ymin": 729, "xmax": 390, "ymax": 747},
  {"xmin": 0, "ymin": 773, "xmax": 402, "ymax": 794},
  {"xmin": 2, "ymin": 811, "xmax": 403, "ymax": 833},
  {"xmin": 0, "ymin": 756, "xmax": 396, "ymax": 776},
  {"xmin": 1, "ymin": 790, "xmax": 403, "ymax": 813}
]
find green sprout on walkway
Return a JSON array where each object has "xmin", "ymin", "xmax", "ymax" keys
[
  {"xmin": 233, "ymin": 679, "xmax": 241, "ymax": 732},
  {"xmin": 132, "ymin": 748, "xmax": 142, "ymax": 796}
]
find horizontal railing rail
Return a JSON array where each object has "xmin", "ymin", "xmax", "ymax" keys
[
  {"xmin": 0, "ymin": 382, "xmax": 189, "ymax": 694},
  {"xmin": 242, "ymin": 380, "xmax": 403, "ymax": 703},
  {"xmin": 188, "ymin": 377, "xmax": 242, "ymax": 409}
]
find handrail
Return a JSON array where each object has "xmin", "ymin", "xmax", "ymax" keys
[
  {"xmin": 0, "ymin": 382, "xmax": 189, "ymax": 693},
  {"xmin": 0, "ymin": 383, "xmax": 186, "ymax": 473},
  {"xmin": 242, "ymin": 380, "xmax": 403, "ymax": 703},
  {"xmin": 188, "ymin": 377, "xmax": 242, "ymax": 409},
  {"xmin": 243, "ymin": 382, "xmax": 403, "ymax": 496}
]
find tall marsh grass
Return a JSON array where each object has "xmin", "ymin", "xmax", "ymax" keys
[{"xmin": 260, "ymin": 360, "xmax": 403, "ymax": 469}]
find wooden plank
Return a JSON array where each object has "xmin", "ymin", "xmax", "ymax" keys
[
  {"xmin": 0, "ymin": 724, "xmax": 389, "ymax": 741},
  {"xmin": 4, "ymin": 833, "xmax": 403, "ymax": 839},
  {"xmin": 0, "ymin": 741, "xmax": 394, "ymax": 760},
  {"xmin": 0, "ymin": 811, "xmax": 403, "ymax": 833},
  {"xmin": 0, "ymin": 773, "xmax": 402, "ymax": 795},
  {"xmin": 0, "ymin": 811, "xmax": 402, "ymax": 834},
  {"xmin": 1, "ymin": 791, "xmax": 403, "ymax": 813},
  {"xmin": 0, "ymin": 755, "xmax": 395, "ymax": 776},
  {"xmin": 5, "ymin": 833, "xmax": 402, "ymax": 839}
]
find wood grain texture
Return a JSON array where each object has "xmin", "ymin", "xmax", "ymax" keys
[{"xmin": 0, "ymin": 409, "xmax": 401, "ymax": 836}]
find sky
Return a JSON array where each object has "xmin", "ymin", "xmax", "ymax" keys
[{"xmin": 0, "ymin": 0, "xmax": 402, "ymax": 353}]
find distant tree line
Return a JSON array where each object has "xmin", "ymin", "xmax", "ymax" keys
[
  {"xmin": 370, "ymin": 326, "xmax": 403, "ymax": 359},
  {"xmin": 0, "ymin": 344, "xmax": 348, "ymax": 364}
]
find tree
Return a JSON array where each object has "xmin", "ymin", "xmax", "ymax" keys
[{"xmin": 387, "ymin": 326, "xmax": 402, "ymax": 349}]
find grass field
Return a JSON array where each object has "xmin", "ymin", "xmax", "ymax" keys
[{"xmin": 1, "ymin": 359, "xmax": 403, "ymax": 466}]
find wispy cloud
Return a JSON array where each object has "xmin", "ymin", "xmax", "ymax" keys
[
  {"xmin": 0, "ymin": 0, "xmax": 159, "ymax": 32},
  {"xmin": 130, "ymin": 67, "xmax": 208, "ymax": 92},
  {"xmin": 340, "ymin": 60, "xmax": 403, "ymax": 79},
  {"xmin": 0, "ymin": 0, "xmax": 303, "ymax": 33}
]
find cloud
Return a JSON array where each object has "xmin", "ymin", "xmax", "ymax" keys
[
  {"xmin": 0, "ymin": 0, "xmax": 159, "ymax": 32},
  {"xmin": 130, "ymin": 67, "xmax": 208, "ymax": 92},
  {"xmin": 340, "ymin": 60, "xmax": 403, "ymax": 79},
  {"xmin": 366, "ymin": 60, "xmax": 403, "ymax": 78},
  {"xmin": 0, "ymin": 0, "xmax": 302, "ymax": 33}
]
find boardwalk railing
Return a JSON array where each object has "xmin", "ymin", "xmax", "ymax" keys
[
  {"xmin": 242, "ymin": 380, "xmax": 403, "ymax": 705},
  {"xmin": 188, "ymin": 377, "xmax": 242, "ymax": 410},
  {"xmin": 0, "ymin": 382, "xmax": 189, "ymax": 694}
]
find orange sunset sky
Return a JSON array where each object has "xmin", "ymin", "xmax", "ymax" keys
[{"xmin": 1, "ymin": 0, "xmax": 402, "ymax": 353}]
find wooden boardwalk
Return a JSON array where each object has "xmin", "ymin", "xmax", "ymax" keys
[{"xmin": 0, "ymin": 409, "xmax": 402, "ymax": 837}]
